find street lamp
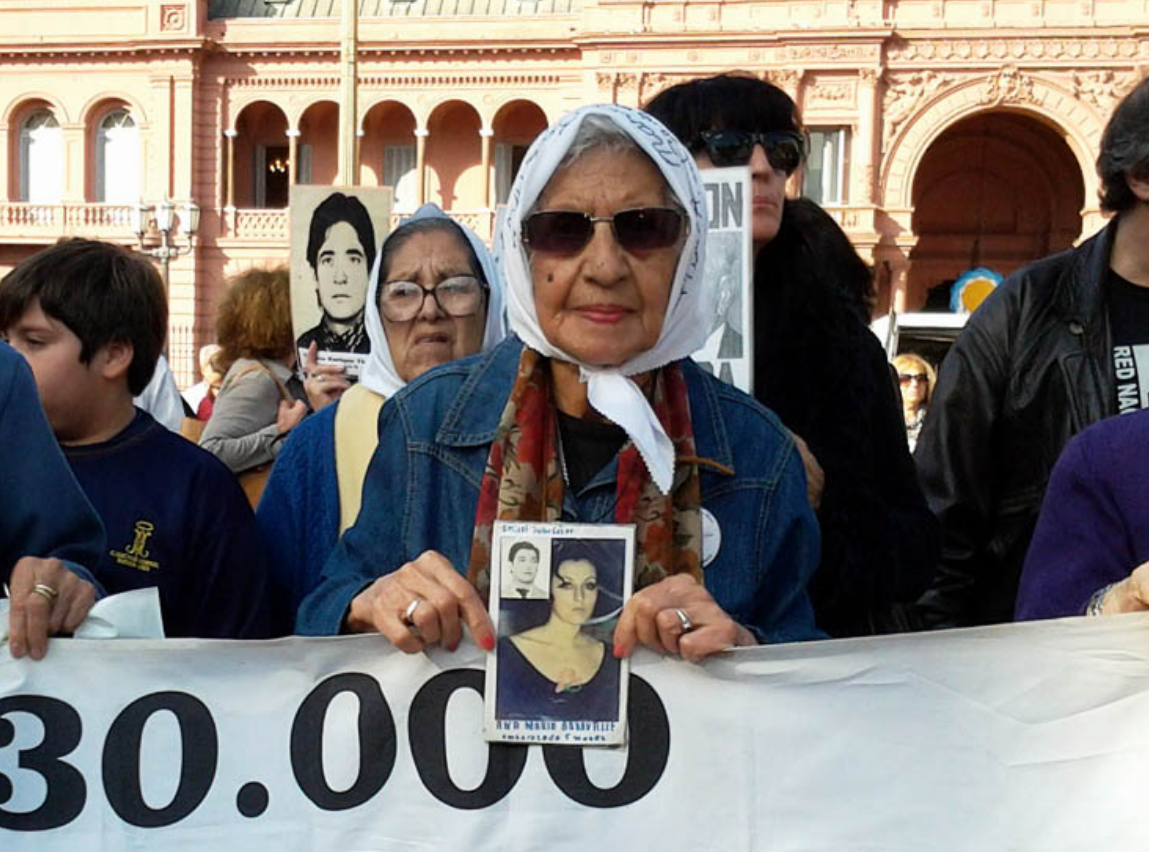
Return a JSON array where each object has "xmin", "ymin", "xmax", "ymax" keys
[{"xmin": 132, "ymin": 198, "xmax": 199, "ymax": 293}]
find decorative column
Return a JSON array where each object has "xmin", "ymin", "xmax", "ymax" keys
[
  {"xmin": 223, "ymin": 129, "xmax": 237, "ymax": 209},
  {"xmin": 414, "ymin": 127, "xmax": 429, "ymax": 207},
  {"xmin": 338, "ymin": 0, "xmax": 359, "ymax": 185},
  {"xmin": 855, "ymin": 69, "xmax": 880, "ymax": 206},
  {"xmin": 61, "ymin": 123, "xmax": 85, "ymax": 203},
  {"xmin": 479, "ymin": 126, "xmax": 494, "ymax": 210},
  {"xmin": 286, "ymin": 128, "xmax": 300, "ymax": 188}
]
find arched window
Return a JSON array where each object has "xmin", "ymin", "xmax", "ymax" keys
[
  {"xmin": 18, "ymin": 110, "xmax": 63, "ymax": 204},
  {"xmin": 96, "ymin": 109, "xmax": 140, "ymax": 203}
]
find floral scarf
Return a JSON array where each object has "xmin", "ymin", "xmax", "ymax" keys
[{"xmin": 467, "ymin": 347, "xmax": 704, "ymax": 601}]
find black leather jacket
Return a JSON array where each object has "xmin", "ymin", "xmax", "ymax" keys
[{"xmin": 914, "ymin": 219, "xmax": 1119, "ymax": 628}]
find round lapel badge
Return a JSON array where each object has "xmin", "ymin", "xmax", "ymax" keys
[{"xmin": 701, "ymin": 507, "xmax": 721, "ymax": 567}]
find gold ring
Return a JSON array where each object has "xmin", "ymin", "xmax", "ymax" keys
[{"xmin": 30, "ymin": 584, "xmax": 59, "ymax": 603}]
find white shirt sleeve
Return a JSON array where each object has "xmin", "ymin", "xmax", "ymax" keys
[{"xmin": 134, "ymin": 354, "xmax": 186, "ymax": 432}]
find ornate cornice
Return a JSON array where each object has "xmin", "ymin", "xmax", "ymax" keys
[
  {"xmin": 889, "ymin": 35, "xmax": 1146, "ymax": 63},
  {"xmin": 226, "ymin": 72, "xmax": 565, "ymax": 89}
]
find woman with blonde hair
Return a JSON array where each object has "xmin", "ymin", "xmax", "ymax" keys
[
  {"xmin": 200, "ymin": 268, "xmax": 316, "ymax": 479},
  {"xmin": 892, "ymin": 352, "xmax": 936, "ymax": 452}
]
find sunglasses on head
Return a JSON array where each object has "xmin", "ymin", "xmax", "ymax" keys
[
  {"xmin": 696, "ymin": 130, "xmax": 807, "ymax": 174},
  {"xmin": 522, "ymin": 207, "xmax": 687, "ymax": 255}
]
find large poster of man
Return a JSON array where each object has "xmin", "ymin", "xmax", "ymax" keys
[
  {"xmin": 290, "ymin": 185, "xmax": 392, "ymax": 380},
  {"xmin": 691, "ymin": 166, "xmax": 753, "ymax": 393}
]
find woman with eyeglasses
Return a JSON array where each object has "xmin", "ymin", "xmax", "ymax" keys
[
  {"xmin": 892, "ymin": 353, "xmax": 936, "ymax": 452},
  {"xmin": 297, "ymin": 105, "xmax": 821, "ymax": 657},
  {"xmin": 256, "ymin": 205, "xmax": 506, "ymax": 633},
  {"xmin": 646, "ymin": 75, "xmax": 938, "ymax": 637}
]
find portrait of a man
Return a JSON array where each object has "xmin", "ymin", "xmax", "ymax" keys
[
  {"xmin": 295, "ymin": 191, "xmax": 377, "ymax": 358},
  {"xmin": 501, "ymin": 540, "xmax": 548, "ymax": 600}
]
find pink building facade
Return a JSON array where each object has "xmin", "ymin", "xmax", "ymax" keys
[{"xmin": 1, "ymin": 0, "xmax": 1145, "ymax": 383}]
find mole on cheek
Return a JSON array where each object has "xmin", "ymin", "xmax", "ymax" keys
[{"xmin": 547, "ymin": 273, "xmax": 554, "ymax": 282}]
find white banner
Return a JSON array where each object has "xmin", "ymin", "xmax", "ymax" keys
[{"xmin": 3, "ymin": 616, "xmax": 1149, "ymax": 850}]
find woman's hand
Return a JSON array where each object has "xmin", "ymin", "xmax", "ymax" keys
[
  {"xmin": 1099, "ymin": 561, "xmax": 1149, "ymax": 614},
  {"xmin": 790, "ymin": 431, "xmax": 824, "ymax": 511},
  {"xmin": 612, "ymin": 573, "xmax": 756, "ymax": 663},
  {"xmin": 276, "ymin": 399, "xmax": 308, "ymax": 435},
  {"xmin": 344, "ymin": 550, "xmax": 496, "ymax": 653},
  {"xmin": 7, "ymin": 556, "xmax": 96, "ymax": 660},
  {"xmin": 303, "ymin": 341, "xmax": 350, "ymax": 412}
]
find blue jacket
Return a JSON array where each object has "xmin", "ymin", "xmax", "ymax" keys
[
  {"xmin": 1016, "ymin": 409, "xmax": 1149, "ymax": 620},
  {"xmin": 256, "ymin": 402, "xmax": 341, "ymax": 635},
  {"xmin": 297, "ymin": 337, "xmax": 821, "ymax": 643},
  {"xmin": 0, "ymin": 341, "xmax": 104, "ymax": 592}
]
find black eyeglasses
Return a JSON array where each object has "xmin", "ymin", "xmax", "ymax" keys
[
  {"xmin": 378, "ymin": 276, "xmax": 486, "ymax": 323},
  {"xmin": 522, "ymin": 207, "xmax": 686, "ymax": 255},
  {"xmin": 695, "ymin": 130, "xmax": 807, "ymax": 174},
  {"xmin": 898, "ymin": 373, "xmax": 929, "ymax": 385}
]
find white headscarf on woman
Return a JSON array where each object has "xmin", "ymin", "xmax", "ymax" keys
[
  {"xmin": 496, "ymin": 104, "xmax": 711, "ymax": 494},
  {"xmin": 358, "ymin": 203, "xmax": 507, "ymax": 399}
]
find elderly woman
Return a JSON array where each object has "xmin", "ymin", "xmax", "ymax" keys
[
  {"xmin": 498, "ymin": 538, "xmax": 623, "ymax": 721},
  {"xmin": 646, "ymin": 75, "xmax": 937, "ymax": 637},
  {"xmin": 256, "ymin": 205, "xmax": 505, "ymax": 632},
  {"xmin": 297, "ymin": 104, "xmax": 820, "ymax": 659},
  {"xmin": 199, "ymin": 268, "xmax": 313, "ymax": 478},
  {"xmin": 892, "ymin": 353, "xmax": 936, "ymax": 452}
]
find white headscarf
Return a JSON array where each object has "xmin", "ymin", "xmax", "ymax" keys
[
  {"xmin": 359, "ymin": 203, "xmax": 508, "ymax": 398},
  {"xmin": 496, "ymin": 104, "xmax": 711, "ymax": 494}
]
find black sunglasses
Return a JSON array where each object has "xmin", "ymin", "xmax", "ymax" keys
[
  {"xmin": 523, "ymin": 207, "xmax": 686, "ymax": 255},
  {"xmin": 696, "ymin": 130, "xmax": 807, "ymax": 174}
]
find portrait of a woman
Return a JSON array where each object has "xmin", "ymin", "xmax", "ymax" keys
[{"xmin": 496, "ymin": 538, "xmax": 623, "ymax": 722}]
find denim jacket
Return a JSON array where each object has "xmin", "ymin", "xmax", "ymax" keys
[{"xmin": 297, "ymin": 337, "xmax": 821, "ymax": 643}]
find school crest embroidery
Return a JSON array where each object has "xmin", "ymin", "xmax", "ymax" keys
[{"xmin": 109, "ymin": 520, "xmax": 160, "ymax": 572}]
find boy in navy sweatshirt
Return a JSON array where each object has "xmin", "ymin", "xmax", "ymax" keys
[{"xmin": 0, "ymin": 239, "xmax": 271, "ymax": 638}]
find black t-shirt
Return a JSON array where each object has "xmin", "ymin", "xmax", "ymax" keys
[
  {"xmin": 1105, "ymin": 268, "xmax": 1149, "ymax": 414},
  {"xmin": 557, "ymin": 410, "xmax": 627, "ymax": 493}
]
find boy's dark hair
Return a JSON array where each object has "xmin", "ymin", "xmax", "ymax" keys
[
  {"xmin": 0, "ymin": 239, "xmax": 166, "ymax": 395},
  {"xmin": 306, "ymin": 192, "xmax": 378, "ymax": 277},
  {"xmin": 643, "ymin": 73, "xmax": 802, "ymax": 148},
  {"xmin": 1097, "ymin": 75, "xmax": 1149, "ymax": 213}
]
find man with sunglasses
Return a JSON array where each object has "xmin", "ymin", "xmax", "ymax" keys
[{"xmin": 914, "ymin": 75, "xmax": 1149, "ymax": 629}]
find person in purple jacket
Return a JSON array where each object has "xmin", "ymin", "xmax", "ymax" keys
[{"xmin": 1016, "ymin": 409, "xmax": 1149, "ymax": 620}]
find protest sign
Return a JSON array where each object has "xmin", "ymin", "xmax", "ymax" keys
[
  {"xmin": 485, "ymin": 522, "xmax": 635, "ymax": 746},
  {"xmin": 289, "ymin": 185, "xmax": 392, "ymax": 380},
  {"xmin": 3, "ymin": 616, "xmax": 1149, "ymax": 850},
  {"xmin": 692, "ymin": 166, "xmax": 754, "ymax": 393}
]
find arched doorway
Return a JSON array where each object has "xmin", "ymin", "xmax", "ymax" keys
[
  {"xmin": 233, "ymin": 101, "xmax": 289, "ymax": 208},
  {"xmin": 94, "ymin": 106, "xmax": 140, "ymax": 204},
  {"xmin": 298, "ymin": 101, "xmax": 339, "ymax": 187},
  {"xmin": 426, "ymin": 100, "xmax": 482, "ymax": 211},
  {"xmin": 360, "ymin": 100, "xmax": 417, "ymax": 213},
  {"xmin": 18, "ymin": 108, "xmax": 63, "ymax": 204},
  {"xmin": 492, "ymin": 100, "xmax": 547, "ymax": 205},
  {"xmin": 908, "ymin": 111, "xmax": 1084, "ymax": 309}
]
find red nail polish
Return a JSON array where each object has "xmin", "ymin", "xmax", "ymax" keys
[
  {"xmin": 447, "ymin": 640, "xmax": 459, "ymax": 652},
  {"xmin": 612, "ymin": 642, "xmax": 624, "ymax": 659},
  {"xmin": 481, "ymin": 634, "xmax": 495, "ymax": 651}
]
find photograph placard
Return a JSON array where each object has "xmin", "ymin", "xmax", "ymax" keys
[
  {"xmin": 484, "ymin": 521, "xmax": 635, "ymax": 746},
  {"xmin": 289, "ymin": 185, "xmax": 392, "ymax": 380},
  {"xmin": 691, "ymin": 166, "xmax": 754, "ymax": 393}
]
